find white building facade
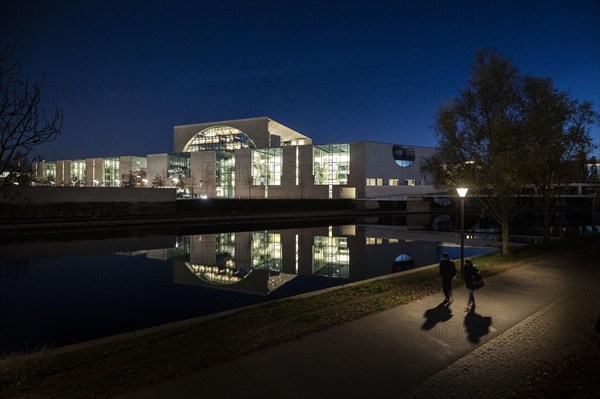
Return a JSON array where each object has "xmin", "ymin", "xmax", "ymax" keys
[{"xmin": 34, "ymin": 117, "xmax": 437, "ymax": 200}]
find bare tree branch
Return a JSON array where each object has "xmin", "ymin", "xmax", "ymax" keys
[{"xmin": 0, "ymin": 47, "xmax": 63, "ymax": 189}]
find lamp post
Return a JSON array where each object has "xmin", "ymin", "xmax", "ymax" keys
[{"xmin": 457, "ymin": 187, "xmax": 468, "ymax": 277}]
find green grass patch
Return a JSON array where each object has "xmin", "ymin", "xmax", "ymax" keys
[{"xmin": 1, "ymin": 233, "xmax": 598, "ymax": 399}]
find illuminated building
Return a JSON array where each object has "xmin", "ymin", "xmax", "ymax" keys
[{"xmin": 33, "ymin": 116, "xmax": 436, "ymax": 200}]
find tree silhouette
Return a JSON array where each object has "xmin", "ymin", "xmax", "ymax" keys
[{"xmin": 0, "ymin": 47, "xmax": 62, "ymax": 191}]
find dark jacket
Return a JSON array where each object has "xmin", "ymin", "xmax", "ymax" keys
[
  {"xmin": 464, "ymin": 264, "xmax": 480, "ymax": 289},
  {"xmin": 439, "ymin": 259, "xmax": 456, "ymax": 280}
]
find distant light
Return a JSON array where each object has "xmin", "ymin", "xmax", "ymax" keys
[
  {"xmin": 457, "ymin": 187, "xmax": 468, "ymax": 197},
  {"xmin": 200, "ymin": 194, "xmax": 208, "ymax": 199}
]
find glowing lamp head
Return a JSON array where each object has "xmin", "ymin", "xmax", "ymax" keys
[{"xmin": 456, "ymin": 187, "xmax": 469, "ymax": 198}]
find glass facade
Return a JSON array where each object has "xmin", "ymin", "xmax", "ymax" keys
[
  {"xmin": 313, "ymin": 144, "xmax": 350, "ymax": 185},
  {"xmin": 184, "ymin": 233, "xmax": 247, "ymax": 285},
  {"xmin": 167, "ymin": 153, "xmax": 190, "ymax": 180},
  {"xmin": 312, "ymin": 235, "xmax": 349, "ymax": 279},
  {"xmin": 104, "ymin": 157, "xmax": 119, "ymax": 187},
  {"xmin": 45, "ymin": 161, "xmax": 56, "ymax": 181},
  {"xmin": 183, "ymin": 125, "xmax": 256, "ymax": 153},
  {"xmin": 216, "ymin": 153, "xmax": 235, "ymax": 198},
  {"xmin": 252, "ymin": 148, "xmax": 282, "ymax": 186},
  {"xmin": 71, "ymin": 160, "xmax": 86, "ymax": 186},
  {"xmin": 252, "ymin": 232, "xmax": 282, "ymax": 271}
]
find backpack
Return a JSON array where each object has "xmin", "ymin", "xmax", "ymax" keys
[{"xmin": 471, "ymin": 266, "xmax": 484, "ymax": 289}]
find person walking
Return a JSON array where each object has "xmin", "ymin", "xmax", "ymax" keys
[
  {"xmin": 439, "ymin": 253, "xmax": 456, "ymax": 303},
  {"xmin": 463, "ymin": 259, "xmax": 483, "ymax": 311}
]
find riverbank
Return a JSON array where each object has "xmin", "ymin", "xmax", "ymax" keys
[
  {"xmin": 0, "ymin": 208, "xmax": 412, "ymax": 233},
  {"xmin": 1, "ymin": 233, "xmax": 598, "ymax": 398}
]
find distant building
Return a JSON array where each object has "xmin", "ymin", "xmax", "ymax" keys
[{"xmin": 33, "ymin": 116, "xmax": 437, "ymax": 200}]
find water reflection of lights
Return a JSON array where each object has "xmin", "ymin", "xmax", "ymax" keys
[{"xmin": 185, "ymin": 262, "xmax": 249, "ymax": 285}]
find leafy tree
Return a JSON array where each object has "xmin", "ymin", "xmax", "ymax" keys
[
  {"xmin": 423, "ymin": 50, "xmax": 533, "ymax": 255},
  {"xmin": 0, "ymin": 47, "xmax": 62, "ymax": 191},
  {"xmin": 424, "ymin": 49, "xmax": 598, "ymax": 253},
  {"xmin": 521, "ymin": 77, "xmax": 597, "ymax": 240}
]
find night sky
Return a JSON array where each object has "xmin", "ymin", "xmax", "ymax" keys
[{"xmin": 1, "ymin": 0, "xmax": 599, "ymax": 162}]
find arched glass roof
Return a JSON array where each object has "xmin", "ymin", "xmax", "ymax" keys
[{"xmin": 183, "ymin": 125, "xmax": 257, "ymax": 153}]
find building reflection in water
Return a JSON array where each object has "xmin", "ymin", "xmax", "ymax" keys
[{"xmin": 145, "ymin": 225, "xmax": 492, "ymax": 296}]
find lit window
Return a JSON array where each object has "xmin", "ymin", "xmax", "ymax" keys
[
  {"xmin": 376, "ymin": 178, "xmax": 383, "ymax": 186},
  {"xmin": 313, "ymin": 144, "xmax": 350, "ymax": 185},
  {"xmin": 312, "ymin": 236, "xmax": 349, "ymax": 278},
  {"xmin": 406, "ymin": 179, "xmax": 416, "ymax": 186},
  {"xmin": 252, "ymin": 232, "xmax": 282, "ymax": 271},
  {"xmin": 252, "ymin": 148, "xmax": 282, "ymax": 186},
  {"xmin": 366, "ymin": 178, "xmax": 376, "ymax": 186},
  {"xmin": 389, "ymin": 179, "xmax": 399, "ymax": 186}
]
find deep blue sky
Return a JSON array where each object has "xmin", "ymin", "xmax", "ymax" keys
[{"xmin": 2, "ymin": 0, "xmax": 599, "ymax": 161}]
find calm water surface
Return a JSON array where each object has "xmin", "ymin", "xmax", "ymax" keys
[{"xmin": 0, "ymin": 223, "xmax": 496, "ymax": 353}]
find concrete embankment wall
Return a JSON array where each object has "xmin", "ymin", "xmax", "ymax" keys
[
  {"xmin": 0, "ymin": 187, "xmax": 176, "ymax": 219},
  {"xmin": 176, "ymin": 198, "xmax": 429, "ymax": 215},
  {"xmin": 176, "ymin": 198, "xmax": 360, "ymax": 215},
  {"xmin": 0, "ymin": 187, "xmax": 431, "ymax": 220}
]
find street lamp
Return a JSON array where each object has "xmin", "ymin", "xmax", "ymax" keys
[{"xmin": 457, "ymin": 187, "xmax": 469, "ymax": 277}]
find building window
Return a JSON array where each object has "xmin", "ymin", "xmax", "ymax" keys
[
  {"xmin": 168, "ymin": 153, "xmax": 191, "ymax": 179},
  {"xmin": 389, "ymin": 179, "xmax": 399, "ymax": 186},
  {"xmin": 46, "ymin": 162, "xmax": 57, "ymax": 179},
  {"xmin": 104, "ymin": 157, "xmax": 119, "ymax": 187},
  {"xmin": 406, "ymin": 179, "xmax": 416, "ymax": 186},
  {"xmin": 252, "ymin": 232, "xmax": 282, "ymax": 271},
  {"xmin": 367, "ymin": 178, "xmax": 383, "ymax": 186},
  {"xmin": 313, "ymin": 143, "xmax": 350, "ymax": 185},
  {"xmin": 252, "ymin": 148, "xmax": 282, "ymax": 186},
  {"xmin": 216, "ymin": 153, "xmax": 235, "ymax": 198},
  {"xmin": 393, "ymin": 146, "xmax": 415, "ymax": 167},
  {"xmin": 183, "ymin": 125, "xmax": 257, "ymax": 153},
  {"xmin": 312, "ymin": 236, "xmax": 349, "ymax": 278},
  {"xmin": 71, "ymin": 160, "xmax": 86, "ymax": 186}
]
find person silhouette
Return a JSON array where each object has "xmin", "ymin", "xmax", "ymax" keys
[
  {"xmin": 439, "ymin": 253, "xmax": 456, "ymax": 303},
  {"xmin": 463, "ymin": 259, "xmax": 482, "ymax": 311}
]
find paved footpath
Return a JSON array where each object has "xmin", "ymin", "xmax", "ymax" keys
[{"xmin": 117, "ymin": 244, "xmax": 600, "ymax": 399}]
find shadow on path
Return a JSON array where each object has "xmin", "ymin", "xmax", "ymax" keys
[
  {"xmin": 421, "ymin": 302, "xmax": 453, "ymax": 331},
  {"xmin": 464, "ymin": 306, "xmax": 492, "ymax": 343}
]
